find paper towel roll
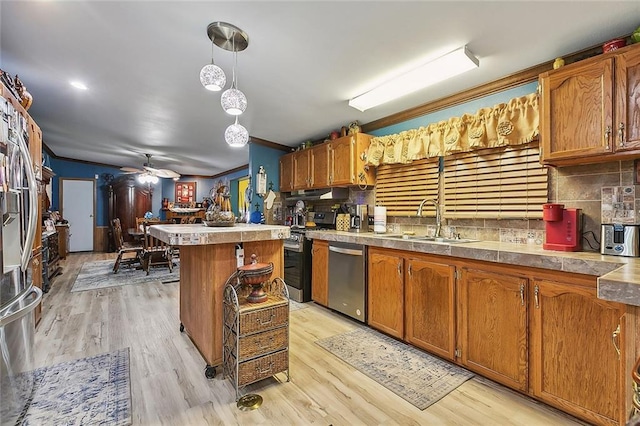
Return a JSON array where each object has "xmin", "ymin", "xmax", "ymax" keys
[{"xmin": 373, "ymin": 206, "xmax": 387, "ymax": 233}]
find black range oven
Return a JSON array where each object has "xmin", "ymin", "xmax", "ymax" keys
[
  {"xmin": 283, "ymin": 211, "xmax": 336, "ymax": 303},
  {"xmin": 284, "ymin": 229, "xmax": 311, "ymax": 303}
]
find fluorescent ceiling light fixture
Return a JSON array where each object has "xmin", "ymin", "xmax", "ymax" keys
[
  {"xmin": 348, "ymin": 46, "xmax": 479, "ymax": 112},
  {"xmin": 69, "ymin": 81, "xmax": 88, "ymax": 90}
]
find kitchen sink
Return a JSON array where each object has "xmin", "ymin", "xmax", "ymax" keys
[{"xmin": 382, "ymin": 235, "xmax": 479, "ymax": 244}]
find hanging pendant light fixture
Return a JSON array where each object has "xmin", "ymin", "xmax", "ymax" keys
[
  {"xmin": 220, "ymin": 32, "xmax": 247, "ymax": 115},
  {"xmin": 199, "ymin": 37, "xmax": 226, "ymax": 91},
  {"xmin": 203, "ymin": 22, "xmax": 250, "ymax": 142},
  {"xmin": 225, "ymin": 116, "xmax": 249, "ymax": 147}
]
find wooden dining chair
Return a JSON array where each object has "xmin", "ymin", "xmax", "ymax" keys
[
  {"xmin": 140, "ymin": 222, "xmax": 175, "ymax": 275},
  {"xmin": 112, "ymin": 218, "xmax": 143, "ymax": 273}
]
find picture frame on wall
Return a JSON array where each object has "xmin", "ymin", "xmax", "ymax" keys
[{"xmin": 175, "ymin": 181, "xmax": 196, "ymax": 204}]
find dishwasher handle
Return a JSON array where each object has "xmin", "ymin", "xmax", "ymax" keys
[{"xmin": 329, "ymin": 245, "xmax": 363, "ymax": 256}]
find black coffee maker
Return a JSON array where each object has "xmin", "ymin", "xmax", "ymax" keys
[{"xmin": 347, "ymin": 204, "xmax": 368, "ymax": 233}]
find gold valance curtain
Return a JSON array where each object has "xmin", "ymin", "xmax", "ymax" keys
[{"xmin": 365, "ymin": 93, "xmax": 539, "ymax": 166}]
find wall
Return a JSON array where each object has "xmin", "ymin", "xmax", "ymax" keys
[
  {"xmin": 249, "ymin": 143, "xmax": 284, "ymax": 213},
  {"xmin": 47, "ymin": 157, "xmax": 153, "ymax": 227}
]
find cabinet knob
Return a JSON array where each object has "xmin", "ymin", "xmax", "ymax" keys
[
  {"xmin": 605, "ymin": 125, "xmax": 612, "ymax": 150},
  {"xmin": 618, "ymin": 123, "xmax": 625, "ymax": 147}
]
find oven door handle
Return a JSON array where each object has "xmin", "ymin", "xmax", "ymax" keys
[{"xmin": 329, "ymin": 246, "xmax": 363, "ymax": 256}]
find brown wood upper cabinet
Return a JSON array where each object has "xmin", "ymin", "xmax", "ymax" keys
[
  {"xmin": 540, "ymin": 42, "xmax": 640, "ymax": 165},
  {"xmin": 279, "ymin": 133, "xmax": 375, "ymax": 191},
  {"xmin": 279, "ymin": 152, "xmax": 294, "ymax": 192}
]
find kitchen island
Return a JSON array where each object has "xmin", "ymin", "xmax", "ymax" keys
[{"xmin": 149, "ymin": 223, "xmax": 289, "ymax": 377}]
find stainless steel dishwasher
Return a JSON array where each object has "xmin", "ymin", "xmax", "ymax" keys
[{"xmin": 328, "ymin": 241, "xmax": 366, "ymax": 322}]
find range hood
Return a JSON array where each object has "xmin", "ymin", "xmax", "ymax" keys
[{"xmin": 286, "ymin": 188, "xmax": 349, "ymax": 201}]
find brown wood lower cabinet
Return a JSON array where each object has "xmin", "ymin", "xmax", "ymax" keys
[
  {"xmin": 311, "ymin": 240, "xmax": 328, "ymax": 306},
  {"xmin": 458, "ymin": 267, "xmax": 528, "ymax": 392},
  {"xmin": 404, "ymin": 255, "xmax": 456, "ymax": 361},
  {"xmin": 530, "ymin": 278, "xmax": 625, "ymax": 425},
  {"xmin": 368, "ymin": 248, "xmax": 404, "ymax": 339},
  {"xmin": 363, "ymin": 246, "xmax": 627, "ymax": 426}
]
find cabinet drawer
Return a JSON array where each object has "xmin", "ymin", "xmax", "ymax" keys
[
  {"xmin": 239, "ymin": 326, "xmax": 288, "ymax": 362},
  {"xmin": 238, "ymin": 349, "xmax": 288, "ymax": 386},
  {"xmin": 240, "ymin": 304, "xmax": 288, "ymax": 335}
]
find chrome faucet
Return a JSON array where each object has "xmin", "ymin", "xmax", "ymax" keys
[{"xmin": 417, "ymin": 199, "xmax": 442, "ymax": 238}]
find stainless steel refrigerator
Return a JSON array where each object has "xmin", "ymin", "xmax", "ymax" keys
[{"xmin": 0, "ymin": 94, "xmax": 41, "ymax": 425}]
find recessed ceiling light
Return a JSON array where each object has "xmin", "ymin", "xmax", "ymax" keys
[{"xmin": 70, "ymin": 81, "xmax": 88, "ymax": 90}]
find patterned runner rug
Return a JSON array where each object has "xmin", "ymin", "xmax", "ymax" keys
[
  {"xmin": 21, "ymin": 348, "xmax": 131, "ymax": 425},
  {"xmin": 316, "ymin": 327, "xmax": 474, "ymax": 410},
  {"xmin": 71, "ymin": 259, "xmax": 179, "ymax": 292}
]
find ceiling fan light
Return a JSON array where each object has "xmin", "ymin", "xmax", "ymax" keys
[
  {"xmin": 221, "ymin": 88, "xmax": 247, "ymax": 115},
  {"xmin": 200, "ymin": 63, "xmax": 226, "ymax": 91},
  {"xmin": 149, "ymin": 175, "xmax": 159, "ymax": 184},
  {"xmin": 137, "ymin": 174, "xmax": 147, "ymax": 184},
  {"xmin": 225, "ymin": 119, "xmax": 249, "ymax": 147}
]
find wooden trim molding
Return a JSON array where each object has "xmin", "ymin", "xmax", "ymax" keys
[
  {"xmin": 211, "ymin": 164, "xmax": 249, "ymax": 179},
  {"xmin": 249, "ymin": 136, "xmax": 292, "ymax": 152}
]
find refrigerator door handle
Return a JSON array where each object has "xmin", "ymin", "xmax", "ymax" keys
[
  {"xmin": 16, "ymin": 131, "xmax": 38, "ymax": 272},
  {"xmin": 0, "ymin": 286, "xmax": 42, "ymax": 327}
]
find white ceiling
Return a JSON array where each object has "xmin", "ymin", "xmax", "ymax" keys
[{"xmin": 1, "ymin": 1, "xmax": 639, "ymax": 177}]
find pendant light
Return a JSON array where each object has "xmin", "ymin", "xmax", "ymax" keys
[
  {"xmin": 199, "ymin": 37, "xmax": 226, "ymax": 91},
  {"xmin": 220, "ymin": 35, "xmax": 247, "ymax": 115},
  {"xmin": 225, "ymin": 116, "xmax": 249, "ymax": 147}
]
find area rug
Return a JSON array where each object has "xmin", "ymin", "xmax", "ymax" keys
[
  {"xmin": 21, "ymin": 348, "xmax": 131, "ymax": 425},
  {"xmin": 316, "ymin": 327, "xmax": 474, "ymax": 410},
  {"xmin": 71, "ymin": 259, "xmax": 179, "ymax": 292}
]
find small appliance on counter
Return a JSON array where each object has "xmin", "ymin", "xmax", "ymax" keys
[
  {"xmin": 542, "ymin": 203, "xmax": 582, "ymax": 252},
  {"xmin": 601, "ymin": 224, "xmax": 640, "ymax": 257},
  {"xmin": 348, "ymin": 204, "xmax": 369, "ymax": 233}
]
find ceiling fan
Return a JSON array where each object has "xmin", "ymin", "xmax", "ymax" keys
[{"xmin": 120, "ymin": 153, "xmax": 181, "ymax": 180}]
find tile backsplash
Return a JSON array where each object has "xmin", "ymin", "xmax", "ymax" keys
[{"xmin": 376, "ymin": 160, "xmax": 639, "ymax": 252}]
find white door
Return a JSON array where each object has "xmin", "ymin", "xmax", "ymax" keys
[{"xmin": 61, "ymin": 179, "xmax": 94, "ymax": 252}]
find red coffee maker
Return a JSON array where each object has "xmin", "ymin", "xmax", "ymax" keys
[{"xmin": 542, "ymin": 203, "xmax": 582, "ymax": 251}]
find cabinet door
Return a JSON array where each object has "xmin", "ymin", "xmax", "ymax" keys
[
  {"xmin": 615, "ymin": 46, "xmax": 640, "ymax": 152},
  {"xmin": 329, "ymin": 136, "xmax": 355, "ymax": 186},
  {"xmin": 279, "ymin": 153, "xmax": 294, "ymax": 192},
  {"xmin": 311, "ymin": 240, "xmax": 328, "ymax": 306},
  {"xmin": 293, "ymin": 149, "xmax": 311, "ymax": 190},
  {"xmin": 367, "ymin": 248, "xmax": 403, "ymax": 338},
  {"xmin": 310, "ymin": 144, "xmax": 330, "ymax": 188},
  {"xmin": 405, "ymin": 256, "xmax": 456, "ymax": 361},
  {"xmin": 458, "ymin": 267, "xmax": 528, "ymax": 391},
  {"xmin": 28, "ymin": 118, "xmax": 42, "ymax": 181},
  {"xmin": 540, "ymin": 57, "xmax": 614, "ymax": 163},
  {"xmin": 530, "ymin": 279, "xmax": 624, "ymax": 425}
]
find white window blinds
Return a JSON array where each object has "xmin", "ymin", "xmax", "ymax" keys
[
  {"xmin": 375, "ymin": 158, "xmax": 440, "ymax": 217},
  {"xmin": 442, "ymin": 142, "xmax": 548, "ymax": 219}
]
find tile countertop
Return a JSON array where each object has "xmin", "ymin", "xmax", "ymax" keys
[
  {"xmin": 305, "ymin": 230, "xmax": 640, "ymax": 307},
  {"xmin": 148, "ymin": 223, "xmax": 290, "ymax": 246}
]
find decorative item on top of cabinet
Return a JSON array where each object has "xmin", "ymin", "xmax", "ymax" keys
[
  {"xmin": 539, "ymin": 41, "xmax": 640, "ymax": 166},
  {"xmin": 223, "ymin": 271, "xmax": 290, "ymax": 401}
]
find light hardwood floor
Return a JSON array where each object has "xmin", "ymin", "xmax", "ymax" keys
[{"xmin": 34, "ymin": 252, "xmax": 586, "ymax": 425}]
